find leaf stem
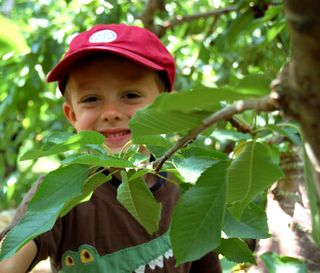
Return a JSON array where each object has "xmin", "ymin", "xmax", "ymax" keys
[{"xmin": 153, "ymin": 171, "xmax": 179, "ymax": 186}]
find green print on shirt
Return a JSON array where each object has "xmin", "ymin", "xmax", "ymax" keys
[{"xmin": 60, "ymin": 232, "xmax": 173, "ymax": 273}]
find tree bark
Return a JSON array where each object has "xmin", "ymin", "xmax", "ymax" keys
[{"xmin": 278, "ymin": 0, "xmax": 320, "ymax": 199}]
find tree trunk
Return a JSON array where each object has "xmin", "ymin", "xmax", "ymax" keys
[{"xmin": 279, "ymin": 0, "xmax": 320, "ymax": 199}]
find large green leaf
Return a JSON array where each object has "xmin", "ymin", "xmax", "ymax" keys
[
  {"xmin": 130, "ymin": 108, "xmax": 211, "ymax": 136},
  {"xmin": 147, "ymin": 87, "xmax": 253, "ymax": 113},
  {"xmin": 170, "ymin": 161, "xmax": 227, "ymax": 264},
  {"xmin": 0, "ymin": 165, "xmax": 89, "ymax": 261},
  {"xmin": 181, "ymin": 147, "xmax": 228, "ymax": 160},
  {"xmin": 223, "ymin": 203, "xmax": 270, "ymax": 239},
  {"xmin": 117, "ymin": 171, "xmax": 162, "ymax": 234},
  {"xmin": 20, "ymin": 131, "xmax": 105, "ymax": 161},
  {"xmin": 227, "ymin": 141, "xmax": 283, "ymax": 217},
  {"xmin": 131, "ymin": 135, "xmax": 172, "ymax": 148},
  {"xmin": 60, "ymin": 172, "xmax": 111, "ymax": 217},
  {"xmin": 211, "ymin": 129, "xmax": 251, "ymax": 142},
  {"xmin": 129, "ymin": 87, "xmax": 257, "ymax": 137},
  {"xmin": 61, "ymin": 153, "xmax": 134, "ymax": 168},
  {"xmin": 216, "ymin": 238, "xmax": 256, "ymax": 264}
]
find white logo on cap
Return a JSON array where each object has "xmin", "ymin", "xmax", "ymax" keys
[{"xmin": 89, "ymin": 30, "xmax": 117, "ymax": 43}]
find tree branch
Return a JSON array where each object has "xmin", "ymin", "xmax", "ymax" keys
[
  {"xmin": 139, "ymin": 0, "xmax": 165, "ymax": 33},
  {"xmin": 162, "ymin": 6, "xmax": 238, "ymax": 30},
  {"xmin": 141, "ymin": 4, "xmax": 238, "ymax": 37},
  {"xmin": 226, "ymin": 116, "xmax": 253, "ymax": 134},
  {"xmin": 153, "ymin": 94, "xmax": 279, "ymax": 172}
]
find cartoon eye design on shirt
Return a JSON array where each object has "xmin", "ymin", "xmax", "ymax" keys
[
  {"xmin": 80, "ymin": 248, "xmax": 95, "ymax": 264},
  {"xmin": 64, "ymin": 255, "xmax": 75, "ymax": 267}
]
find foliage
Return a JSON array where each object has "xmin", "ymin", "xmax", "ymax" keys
[
  {"xmin": 0, "ymin": 0, "xmax": 316, "ymax": 269},
  {"xmin": 260, "ymin": 252, "xmax": 308, "ymax": 273}
]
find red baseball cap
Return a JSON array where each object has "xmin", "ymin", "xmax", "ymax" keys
[{"xmin": 47, "ymin": 24, "xmax": 176, "ymax": 93}]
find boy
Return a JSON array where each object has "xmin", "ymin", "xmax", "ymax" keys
[{"xmin": 0, "ymin": 24, "xmax": 221, "ymax": 273}]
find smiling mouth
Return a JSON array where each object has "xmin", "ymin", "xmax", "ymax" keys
[{"xmin": 103, "ymin": 130, "xmax": 131, "ymax": 139}]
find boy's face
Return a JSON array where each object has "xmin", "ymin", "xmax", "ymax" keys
[{"xmin": 63, "ymin": 55, "xmax": 162, "ymax": 153}]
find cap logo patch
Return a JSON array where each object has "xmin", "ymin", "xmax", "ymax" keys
[{"xmin": 89, "ymin": 30, "xmax": 117, "ymax": 43}]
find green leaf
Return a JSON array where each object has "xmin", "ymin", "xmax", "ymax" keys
[
  {"xmin": 129, "ymin": 87, "xmax": 258, "ymax": 137},
  {"xmin": 223, "ymin": 203, "xmax": 270, "ymax": 239},
  {"xmin": 130, "ymin": 108, "xmax": 211, "ymax": 136},
  {"xmin": 181, "ymin": 147, "xmax": 228, "ymax": 160},
  {"xmin": 147, "ymin": 87, "xmax": 251, "ymax": 113},
  {"xmin": 60, "ymin": 172, "xmax": 111, "ymax": 217},
  {"xmin": 211, "ymin": 129, "xmax": 251, "ymax": 142},
  {"xmin": 117, "ymin": 171, "xmax": 162, "ymax": 234},
  {"xmin": 173, "ymin": 156, "xmax": 221, "ymax": 184},
  {"xmin": 43, "ymin": 131, "xmax": 74, "ymax": 145},
  {"xmin": 227, "ymin": 141, "xmax": 283, "ymax": 217},
  {"xmin": 20, "ymin": 131, "xmax": 105, "ymax": 161},
  {"xmin": 216, "ymin": 238, "xmax": 256, "ymax": 264},
  {"xmin": 266, "ymin": 20, "xmax": 286, "ymax": 43},
  {"xmin": 260, "ymin": 252, "xmax": 308, "ymax": 273},
  {"xmin": 0, "ymin": 165, "xmax": 89, "ymax": 261},
  {"xmin": 220, "ymin": 257, "xmax": 238, "ymax": 273},
  {"xmin": 170, "ymin": 161, "xmax": 228, "ymax": 264},
  {"xmin": 132, "ymin": 135, "xmax": 172, "ymax": 148},
  {"xmin": 61, "ymin": 153, "xmax": 134, "ymax": 168},
  {"xmin": 238, "ymin": 202, "xmax": 270, "ymax": 237},
  {"xmin": 263, "ymin": 124, "xmax": 301, "ymax": 145}
]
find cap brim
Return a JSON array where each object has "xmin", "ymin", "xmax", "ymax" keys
[{"xmin": 47, "ymin": 46, "xmax": 164, "ymax": 90}]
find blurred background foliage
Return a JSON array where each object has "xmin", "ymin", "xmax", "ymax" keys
[{"xmin": 0, "ymin": 0, "xmax": 289, "ymax": 210}]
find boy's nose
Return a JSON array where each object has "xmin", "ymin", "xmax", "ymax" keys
[{"xmin": 101, "ymin": 104, "xmax": 123, "ymax": 122}]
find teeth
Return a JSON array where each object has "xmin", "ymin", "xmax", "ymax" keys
[
  {"xmin": 134, "ymin": 265, "xmax": 145, "ymax": 273},
  {"xmin": 106, "ymin": 132, "xmax": 127, "ymax": 138},
  {"xmin": 149, "ymin": 255, "xmax": 164, "ymax": 269},
  {"xmin": 107, "ymin": 133, "xmax": 125, "ymax": 137},
  {"xmin": 164, "ymin": 249, "xmax": 173, "ymax": 259}
]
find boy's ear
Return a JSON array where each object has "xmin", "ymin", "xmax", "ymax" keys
[{"xmin": 63, "ymin": 102, "xmax": 77, "ymax": 126}]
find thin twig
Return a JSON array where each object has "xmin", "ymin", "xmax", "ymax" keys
[
  {"xmin": 226, "ymin": 116, "xmax": 253, "ymax": 134},
  {"xmin": 153, "ymin": 95, "xmax": 279, "ymax": 172},
  {"xmin": 162, "ymin": 6, "xmax": 238, "ymax": 29},
  {"xmin": 153, "ymin": 172, "xmax": 179, "ymax": 186}
]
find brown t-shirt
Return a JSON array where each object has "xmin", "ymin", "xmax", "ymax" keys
[{"xmin": 30, "ymin": 176, "xmax": 221, "ymax": 273}]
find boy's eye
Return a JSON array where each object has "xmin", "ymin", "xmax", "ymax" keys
[
  {"xmin": 122, "ymin": 92, "xmax": 141, "ymax": 100},
  {"xmin": 81, "ymin": 96, "xmax": 100, "ymax": 103}
]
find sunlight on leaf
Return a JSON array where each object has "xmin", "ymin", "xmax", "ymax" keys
[{"xmin": 173, "ymin": 156, "xmax": 220, "ymax": 184}]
